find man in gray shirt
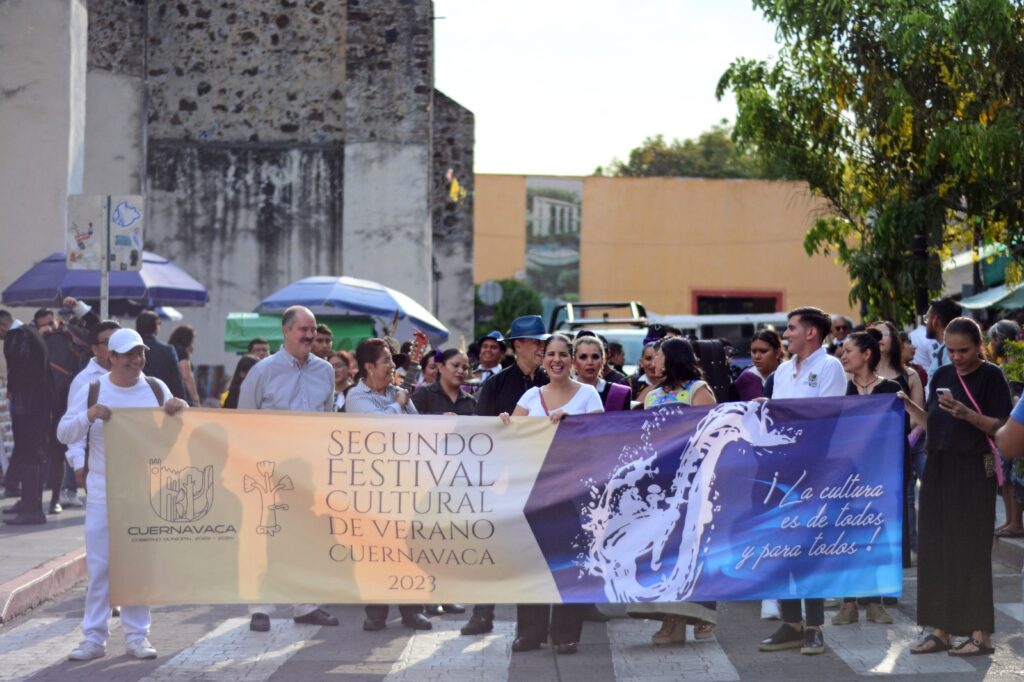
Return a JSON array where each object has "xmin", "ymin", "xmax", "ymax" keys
[{"xmin": 239, "ymin": 305, "xmax": 339, "ymax": 632}]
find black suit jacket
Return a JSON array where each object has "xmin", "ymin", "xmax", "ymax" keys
[{"xmin": 141, "ymin": 333, "xmax": 188, "ymax": 401}]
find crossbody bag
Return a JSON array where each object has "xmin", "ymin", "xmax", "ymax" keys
[{"xmin": 954, "ymin": 371, "xmax": 1004, "ymax": 486}]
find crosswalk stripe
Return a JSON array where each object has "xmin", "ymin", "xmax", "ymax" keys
[
  {"xmin": 996, "ymin": 602, "xmax": 1024, "ymax": 624},
  {"xmin": 139, "ymin": 617, "xmax": 316, "ymax": 681},
  {"xmin": 607, "ymin": 619, "xmax": 740, "ymax": 682},
  {"xmin": 384, "ymin": 619, "xmax": 515, "ymax": 680},
  {"xmin": 822, "ymin": 607, "xmax": 974, "ymax": 675},
  {"xmin": 1, "ymin": 617, "xmax": 113, "ymax": 681}
]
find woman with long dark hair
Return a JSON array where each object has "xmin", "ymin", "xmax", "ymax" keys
[
  {"xmin": 735, "ymin": 329, "xmax": 784, "ymax": 400},
  {"xmin": 2, "ymin": 328, "xmax": 54, "ymax": 524},
  {"xmin": 223, "ymin": 356, "xmax": 259, "ymax": 410},
  {"xmin": 631, "ymin": 343, "xmax": 661, "ymax": 403},
  {"xmin": 630, "ymin": 337, "xmax": 716, "ymax": 644},
  {"xmin": 503, "ymin": 333, "xmax": 603, "ymax": 655},
  {"xmin": 168, "ymin": 325, "xmax": 200, "ymax": 406},
  {"xmin": 902, "ymin": 318, "xmax": 1011, "ymax": 657},
  {"xmin": 831, "ymin": 329, "xmax": 900, "ymax": 626}
]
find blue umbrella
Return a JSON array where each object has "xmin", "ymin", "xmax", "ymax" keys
[
  {"xmin": 257, "ymin": 276, "xmax": 449, "ymax": 344},
  {"xmin": 1, "ymin": 251, "xmax": 209, "ymax": 310}
]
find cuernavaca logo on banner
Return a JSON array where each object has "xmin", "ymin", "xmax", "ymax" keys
[
  {"xmin": 244, "ymin": 461, "xmax": 293, "ymax": 536},
  {"xmin": 127, "ymin": 459, "xmax": 237, "ymax": 540}
]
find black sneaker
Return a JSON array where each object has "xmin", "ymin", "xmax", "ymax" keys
[
  {"xmin": 800, "ymin": 627, "xmax": 825, "ymax": 655},
  {"xmin": 759, "ymin": 623, "xmax": 804, "ymax": 651}
]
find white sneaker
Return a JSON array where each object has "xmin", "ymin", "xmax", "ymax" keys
[
  {"xmin": 760, "ymin": 600, "xmax": 781, "ymax": 620},
  {"xmin": 68, "ymin": 640, "xmax": 106, "ymax": 661},
  {"xmin": 125, "ymin": 638, "xmax": 157, "ymax": 659},
  {"xmin": 59, "ymin": 490, "xmax": 83, "ymax": 508}
]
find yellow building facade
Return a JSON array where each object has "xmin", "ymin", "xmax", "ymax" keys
[{"xmin": 474, "ymin": 174, "xmax": 857, "ymax": 318}]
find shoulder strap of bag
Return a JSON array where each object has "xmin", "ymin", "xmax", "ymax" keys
[
  {"xmin": 954, "ymin": 370, "xmax": 1004, "ymax": 486},
  {"xmin": 537, "ymin": 388, "xmax": 550, "ymax": 416},
  {"xmin": 84, "ymin": 380, "xmax": 101, "ymax": 481},
  {"xmin": 145, "ymin": 376, "xmax": 166, "ymax": 406}
]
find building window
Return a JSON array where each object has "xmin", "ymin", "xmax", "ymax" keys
[{"xmin": 692, "ymin": 290, "xmax": 782, "ymax": 315}]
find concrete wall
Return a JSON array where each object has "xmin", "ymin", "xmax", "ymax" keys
[
  {"xmin": 0, "ymin": 0, "xmax": 86, "ymax": 317},
  {"xmin": 342, "ymin": 0, "xmax": 434, "ymax": 310},
  {"xmin": 431, "ymin": 90, "xmax": 474, "ymax": 346},
  {"xmin": 473, "ymin": 174, "xmax": 857, "ymax": 318},
  {"xmin": 147, "ymin": 142, "xmax": 344, "ymax": 369}
]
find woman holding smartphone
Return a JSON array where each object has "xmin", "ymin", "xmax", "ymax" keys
[{"xmin": 900, "ymin": 318, "xmax": 1011, "ymax": 657}]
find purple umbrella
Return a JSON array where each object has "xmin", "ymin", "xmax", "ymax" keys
[{"xmin": 1, "ymin": 251, "xmax": 208, "ymax": 310}]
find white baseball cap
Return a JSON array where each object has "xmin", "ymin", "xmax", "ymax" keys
[{"xmin": 108, "ymin": 328, "xmax": 150, "ymax": 354}]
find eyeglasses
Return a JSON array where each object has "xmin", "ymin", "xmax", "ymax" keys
[{"xmin": 833, "ymin": 325, "xmax": 849, "ymax": 332}]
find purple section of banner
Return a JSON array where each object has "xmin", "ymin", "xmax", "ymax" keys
[{"xmin": 524, "ymin": 395, "xmax": 905, "ymax": 602}]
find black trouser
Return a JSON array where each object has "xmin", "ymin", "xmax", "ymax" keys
[
  {"xmin": 46, "ymin": 444, "xmax": 65, "ymax": 505},
  {"xmin": 471, "ymin": 604, "xmax": 494, "ymax": 621},
  {"xmin": 11, "ymin": 441, "xmax": 45, "ymax": 514},
  {"xmin": 516, "ymin": 604, "xmax": 585, "ymax": 645},
  {"xmin": 843, "ymin": 597, "xmax": 881, "ymax": 604},
  {"xmin": 780, "ymin": 598, "xmax": 824, "ymax": 627},
  {"xmin": 364, "ymin": 604, "xmax": 423, "ymax": 621}
]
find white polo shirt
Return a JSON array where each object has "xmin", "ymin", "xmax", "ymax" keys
[{"xmin": 772, "ymin": 346, "xmax": 846, "ymax": 399}]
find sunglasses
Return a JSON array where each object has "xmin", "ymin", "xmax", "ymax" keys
[
  {"xmin": 576, "ymin": 353, "xmax": 602, "ymax": 361},
  {"xmin": 833, "ymin": 325, "xmax": 849, "ymax": 332}
]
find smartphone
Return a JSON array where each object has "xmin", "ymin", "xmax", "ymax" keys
[{"xmin": 936, "ymin": 388, "xmax": 952, "ymax": 400}]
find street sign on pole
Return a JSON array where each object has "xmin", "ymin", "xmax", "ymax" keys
[
  {"xmin": 66, "ymin": 195, "xmax": 107, "ymax": 271},
  {"xmin": 66, "ymin": 194, "xmax": 145, "ymax": 319},
  {"xmin": 478, "ymin": 279, "xmax": 504, "ymax": 306}
]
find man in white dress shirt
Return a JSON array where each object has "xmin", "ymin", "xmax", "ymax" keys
[{"xmin": 759, "ymin": 307, "xmax": 846, "ymax": 657}]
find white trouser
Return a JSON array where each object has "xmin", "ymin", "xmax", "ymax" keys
[
  {"xmin": 83, "ymin": 500, "xmax": 150, "ymax": 646},
  {"xmin": 248, "ymin": 604, "xmax": 318, "ymax": 618}
]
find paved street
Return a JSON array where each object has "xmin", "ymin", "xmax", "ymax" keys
[{"xmin": 2, "ymin": 566, "xmax": 1021, "ymax": 682}]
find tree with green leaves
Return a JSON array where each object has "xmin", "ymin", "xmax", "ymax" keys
[
  {"xmin": 597, "ymin": 120, "xmax": 776, "ymax": 179},
  {"xmin": 718, "ymin": 0, "xmax": 1024, "ymax": 324},
  {"xmin": 474, "ymin": 279, "xmax": 543, "ymax": 340}
]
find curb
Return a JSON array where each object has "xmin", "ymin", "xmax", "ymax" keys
[
  {"xmin": 0, "ymin": 545, "xmax": 87, "ymax": 623},
  {"xmin": 993, "ymin": 536, "xmax": 1024, "ymax": 572}
]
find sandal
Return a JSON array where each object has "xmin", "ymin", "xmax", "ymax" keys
[
  {"xmin": 994, "ymin": 526, "xmax": 1024, "ymax": 538},
  {"xmin": 693, "ymin": 623, "xmax": 716, "ymax": 640},
  {"xmin": 910, "ymin": 633, "xmax": 950, "ymax": 655},
  {"xmin": 948, "ymin": 638, "xmax": 994, "ymax": 657}
]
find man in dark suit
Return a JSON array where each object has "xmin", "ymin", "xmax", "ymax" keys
[{"xmin": 135, "ymin": 311, "xmax": 187, "ymax": 401}]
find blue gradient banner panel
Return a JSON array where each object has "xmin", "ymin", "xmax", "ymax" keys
[{"xmin": 528, "ymin": 395, "xmax": 904, "ymax": 602}]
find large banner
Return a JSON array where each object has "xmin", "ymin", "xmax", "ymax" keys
[{"xmin": 105, "ymin": 395, "xmax": 904, "ymax": 606}]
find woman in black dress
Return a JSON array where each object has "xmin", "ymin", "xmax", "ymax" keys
[
  {"xmin": 832, "ymin": 329, "xmax": 900, "ymax": 626},
  {"xmin": 901, "ymin": 317, "xmax": 1011, "ymax": 657}
]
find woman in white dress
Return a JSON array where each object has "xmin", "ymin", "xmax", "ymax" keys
[{"xmin": 501, "ymin": 333, "xmax": 604, "ymax": 655}]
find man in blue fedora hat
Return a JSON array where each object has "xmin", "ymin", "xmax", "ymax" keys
[
  {"xmin": 460, "ymin": 316, "xmax": 549, "ymax": 636},
  {"xmin": 472, "ymin": 330, "xmax": 507, "ymax": 383}
]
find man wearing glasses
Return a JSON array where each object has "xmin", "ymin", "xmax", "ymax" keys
[{"xmin": 827, "ymin": 316, "xmax": 853, "ymax": 355}]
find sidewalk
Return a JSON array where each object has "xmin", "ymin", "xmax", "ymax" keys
[{"xmin": 0, "ymin": 497, "xmax": 87, "ymax": 623}]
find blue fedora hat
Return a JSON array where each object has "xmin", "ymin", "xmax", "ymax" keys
[{"xmin": 506, "ymin": 315, "xmax": 550, "ymax": 341}]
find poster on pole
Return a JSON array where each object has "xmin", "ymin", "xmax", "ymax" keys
[
  {"xmin": 66, "ymin": 195, "xmax": 107, "ymax": 271},
  {"xmin": 108, "ymin": 195, "xmax": 145, "ymax": 272}
]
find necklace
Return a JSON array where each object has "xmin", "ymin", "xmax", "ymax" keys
[{"xmin": 853, "ymin": 375, "xmax": 880, "ymax": 390}]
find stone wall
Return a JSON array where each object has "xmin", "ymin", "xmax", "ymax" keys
[{"xmin": 431, "ymin": 89, "xmax": 474, "ymax": 344}]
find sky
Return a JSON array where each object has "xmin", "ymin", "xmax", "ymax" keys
[{"xmin": 433, "ymin": 0, "xmax": 782, "ymax": 176}]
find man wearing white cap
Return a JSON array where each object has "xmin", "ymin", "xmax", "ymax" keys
[{"xmin": 57, "ymin": 328, "xmax": 188, "ymax": 661}]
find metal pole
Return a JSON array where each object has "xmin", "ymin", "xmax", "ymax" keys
[{"xmin": 100, "ymin": 195, "xmax": 110, "ymax": 319}]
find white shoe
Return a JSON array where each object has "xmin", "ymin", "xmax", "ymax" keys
[
  {"xmin": 59, "ymin": 490, "xmax": 83, "ymax": 508},
  {"xmin": 125, "ymin": 638, "xmax": 157, "ymax": 659},
  {"xmin": 760, "ymin": 600, "xmax": 781, "ymax": 620},
  {"xmin": 68, "ymin": 640, "xmax": 105, "ymax": 661}
]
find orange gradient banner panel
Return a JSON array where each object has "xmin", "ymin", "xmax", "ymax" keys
[{"xmin": 105, "ymin": 408, "xmax": 560, "ymax": 605}]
